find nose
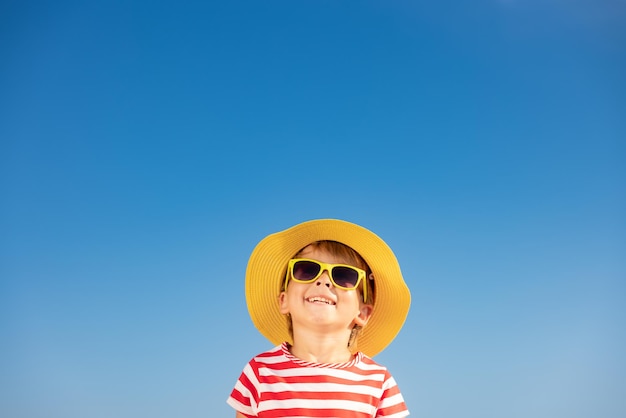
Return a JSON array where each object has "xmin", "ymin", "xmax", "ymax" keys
[{"xmin": 316, "ymin": 269, "xmax": 332, "ymax": 288}]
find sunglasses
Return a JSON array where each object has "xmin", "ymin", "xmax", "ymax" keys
[{"xmin": 284, "ymin": 258, "xmax": 368, "ymax": 302}]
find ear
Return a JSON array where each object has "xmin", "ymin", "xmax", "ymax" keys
[
  {"xmin": 278, "ymin": 291, "xmax": 289, "ymax": 314},
  {"xmin": 353, "ymin": 303, "xmax": 373, "ymax": 327}
]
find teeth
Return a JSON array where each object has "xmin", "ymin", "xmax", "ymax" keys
[{"xmin": 307, "ymin": 297, "xmax": 335, "ymax": 305}]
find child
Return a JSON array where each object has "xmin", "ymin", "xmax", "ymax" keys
[{"xmin": 227, "ymin": 219, "xmax": 411, "ymax": 417}]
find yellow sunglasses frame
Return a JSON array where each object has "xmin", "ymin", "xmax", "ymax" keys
[{"xmin": 284, "ymin": 258, "xmax": 367, "ymax": 303}]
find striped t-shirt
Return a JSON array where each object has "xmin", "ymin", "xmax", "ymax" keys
[{"xmin": 227, "ymin": 343, "xmax": 409, "ymax": 418}]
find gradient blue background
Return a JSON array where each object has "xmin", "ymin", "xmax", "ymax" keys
[{"xmin": 1, "ymin": 1, "xmax": 625, "ymax": 417}]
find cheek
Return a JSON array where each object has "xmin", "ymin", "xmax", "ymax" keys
[
  {"xmin": 278, "ymin": 283, "xmax": 306, "ymax": 312},
  {"xmin": 338, "ymin": 290, "xmax": 361, "ymax": 308},
  {"xmin": 285, "ymin": 281, "xmax": 309, "ymax": 294}
]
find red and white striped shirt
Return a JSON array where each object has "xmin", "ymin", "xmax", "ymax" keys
[{"xmin": 227, "ymin": 343, "xmax": 409, "ymax": 418}]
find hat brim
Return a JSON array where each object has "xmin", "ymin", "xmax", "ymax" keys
[{"xmin": 245, "ymin": 219, "xmax": 410, "ymax": 357}]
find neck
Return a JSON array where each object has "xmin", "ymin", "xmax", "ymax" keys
[{"xmin": 289, "ymin": 328, "xmax": 354, "ymax": 363}]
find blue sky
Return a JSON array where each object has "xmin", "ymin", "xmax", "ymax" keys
[{"xmin": 1, "ymin": 1, "xmax": 625, "ymax": 417}]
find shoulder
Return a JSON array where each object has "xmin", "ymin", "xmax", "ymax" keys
[
  {"xmin": 251, "ymin": 344, "xmax": 284, "ymax": 360},
  {"xmin": 244, "ymin": 344, "xmax": 288, "ymax": 369},
  {"xmin": 356, "ymin": 352, "xmax": 390, "ymax": 372},
  {"xmin": 352, "ymin": 353, "xmax": 397, "ymax": 383}
]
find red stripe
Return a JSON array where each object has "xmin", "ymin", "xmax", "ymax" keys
[
  {"xmin": 378, "ymin": 402, "xmax": 409, "ymax": 416},
  {"xmin": 262, "ymin": 389, "xmax": 375, "ymax": 404},
  {"xmin": 262, "ymin": 374, "xmax": 384, "ymax": 386},
  {"xmin": 262, "ymin": 408, "xmax": 374, "ymax": 418}
]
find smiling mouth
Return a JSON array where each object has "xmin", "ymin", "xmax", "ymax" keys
[{"xmin": 306, "ymin": 297, "xmax": 336, "ymax": 305}]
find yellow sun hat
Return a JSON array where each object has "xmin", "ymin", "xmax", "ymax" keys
[{"xmin": 245, "ymin": 219, "xmax": 411, "ymax": 358}]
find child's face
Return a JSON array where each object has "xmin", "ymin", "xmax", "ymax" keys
[{"xmin": 278, "ymin": 244, "xmax": 373, "ymax": 333}]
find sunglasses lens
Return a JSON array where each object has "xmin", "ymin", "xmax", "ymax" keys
[
  {"xmin": 292, "ymin": 260, "xmax": 321, "ymax": 281},
  {"xmin": 330, "ymin": 266, "xmax": 359, "ymax": 288}
]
